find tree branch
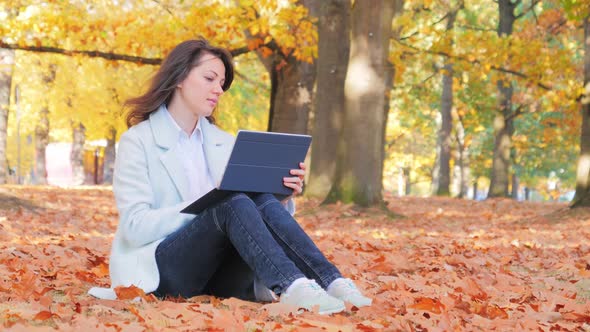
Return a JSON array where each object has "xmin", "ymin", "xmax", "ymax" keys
[
  {"xmin": 506, "ymin": 104, "xmax": 525, "ymax": 121},
  {"xmin": 400, "ymin": 30, "xmax": 421, "ymax": 41},
  {"xmin": 547, "ymin": 18, "xmax": 569, "ymax": 35},
  {"xmin": 456, "ymin": 24, "xmax": 496, "ymax": 32},
  {"xmin": 433, "ymin": 13, "xmax": 451, "ymax": 27},
  {"xmin": 492, "ymin": 67, "xmax": 551, "ymax": 90},
  {"xmin": 235, "ymin": 69, "xmax": 268, "ymax": 90},
  {"xmin": 0, "ymin": 40, "xmax": 256, "ymax": 65},
  {"xmin": 394, "ymin": 70, "xmax": 439, "ymax": 90},
  {"xmin": 515, "ymin": 0, "xmax": 540, "ymax": 19},
  {"xmin": 400, "ymin": 13, "xmax": 449, "ymax": 41},
  {"xmin": 149, "ymin": 0, "xmax": 191, "ymax": 32},
  {"xmin": 0, "ymin": 41, "xmax": 162, "ymax": 64},
  {"xmin": 385, "ymin": 133, "xmax": 405, "ymax": 151},
  {"xmin": 396, "ymin": 40, "xmax": 553, "ymax": 90}
]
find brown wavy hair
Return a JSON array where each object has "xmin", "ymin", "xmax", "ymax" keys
[{"xmin": 125, "ymin": 39, "xmax": 234, "ymax": 128}]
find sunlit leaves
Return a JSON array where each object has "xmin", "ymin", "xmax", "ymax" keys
[
  {"xmin": 1, "ymin": 0, "xmax": 320, "ymax": 181},
  {"xmin": 1, "ymin": 0, "xmax": 317, "ymax": 65},
  {"xmin": 559, "ymin": 0, "xmax": 590, "ymax": 20},
  {"xmin": 386, "ymin": 0, "xmax": 583, "ymax": 194},
  {"xmin": 216, "ymin": 52, "xmax": 269, "ymax": 134},
  {"xmin": 0, "ymin": 0, "xmax": 585, "ymax": 194}
]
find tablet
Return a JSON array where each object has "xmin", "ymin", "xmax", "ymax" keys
[{"xmin": 181, "ymin": 130, "xmax": 312, "ymax": 214}]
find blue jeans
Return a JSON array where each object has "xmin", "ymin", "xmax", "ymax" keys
[{"xmin": 154, "ymin": 193, "xmax": 342, "ymax": 300}]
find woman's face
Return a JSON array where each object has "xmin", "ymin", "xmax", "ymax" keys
[{"xmin": 175, "ymin": 52, "xmax": 226, "ymax": 118}]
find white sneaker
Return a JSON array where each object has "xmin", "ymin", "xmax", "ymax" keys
[
  {"xmin": 327, "ymin": 278, "xmax": 372, "ymax": 308},
  {"xmin": 280, "ymin": 278, "xmax": 345, "ymax": 315}
]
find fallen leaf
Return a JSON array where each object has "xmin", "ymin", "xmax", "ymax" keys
[
  {"xmin": 33, "ymin": 310, "xmax": 56, "ymax": 321},
  {"xmin": 409, "ymin": 297, "xmax": 445, "ymax": 314},
  {"xmin": 114, "ymin": 285, "xmax": 145, "ymax": 300}
]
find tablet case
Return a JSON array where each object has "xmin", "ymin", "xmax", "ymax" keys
[{"xmin": 181, "ymin": 130, "xmax": 312, "ymax": 215}]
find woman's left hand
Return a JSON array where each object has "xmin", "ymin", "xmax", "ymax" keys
[{"xmin": 283, "ymin": 162, "xmax": 306, "ymax": 197}]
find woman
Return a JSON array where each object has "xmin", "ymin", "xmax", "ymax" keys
[{"xmin": 90, "ymin": 39, "xmax": 371, "ymax": 315}]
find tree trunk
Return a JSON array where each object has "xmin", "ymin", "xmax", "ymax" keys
[
  {"xmin": 488, "ymin": 104, "xmax": 514, "ymax": 197},
  {"xmin": 103, "ymin": 126, "xmax": 117, "ymax": 184},
  {"xmin": 33, "ymin": 64, "xmax": 57, "ymax": 185},
  {"xmin": 488, "ymin": 0, "xmax": 516, "ymax": 198},
  {"xmin": 307, "ymin": 0, "xmax": 351, "ymax": 198},
  {"xmin": 433, "ymin": 62, "xmax": 453, "ymax": 196},
  {"xmin": 325, "ymin": 0, "xmax": 396, "ymax": 206},
  {"xmin": 403, "ymin": 167, "xmax": 411, "ymax": 196},
  {"xmin": 0, "ymin": 49, "xmax": 13, "ymax": 184},
  {"xmin": 397, "ymin": 167, "xmax": 404, "ymax": 195},
  {"xmin": 455, "ymin": 115, "xmax": 470, "ymax": 198},
  {"xmin": 259, "ymin": 0, "xmax": 319, "ymax": 135},
  {"xmin": 572, "ymin": 15, "xmax": 590, "ymax": 208},
  {"xmin": 512, "ymin": 173, "xmax": 519, "ymax": 199},
  {"xmin": 70, "ymin": 122, "xmax": 86, "ymax": 185},
  {"xmin": 34, "ymin": 108, "xmax": 49, "ymax": 184},
  {"xmin": 261, "ymin": 55, "xmax": 315, "ymax": 134},
  {"xmin": 433, "ymin": 7, "xmax": 458, "ymax": 196}
]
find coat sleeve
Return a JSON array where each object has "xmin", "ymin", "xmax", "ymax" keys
[{"xmin": 113, "ymin": 131, "xmax": 193, "ymax": 248}]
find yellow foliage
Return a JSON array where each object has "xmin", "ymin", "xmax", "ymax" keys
[{"xmin": 1, "ymin": 0, "xmax": 585, "ymax": 191}]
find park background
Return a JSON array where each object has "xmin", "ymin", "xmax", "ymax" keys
[
  {"xmin": 0, "ymin": 0, "xmax": 590, "ymax": 331},
  {"xmin": 0, "ymin": 0, "xmax": 589, "ymax": 205}
]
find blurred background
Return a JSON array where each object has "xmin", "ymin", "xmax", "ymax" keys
[{"xmin": 0, "ymin": 0, "xmax": 588, "ymax": 205}]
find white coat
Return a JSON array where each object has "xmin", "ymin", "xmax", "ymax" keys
[{"xmin": 88, "ymin": 105, "xmax": 294, "ymax": 299}]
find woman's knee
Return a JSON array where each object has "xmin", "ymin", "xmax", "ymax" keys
[
  {"xmin": 215, "ymin": 193, "xmax": 265, "ymax": 233},
  {"xmin": 249, "ymin": 193, "xmax": 281, "ymax": 208},
  {"xmin": 222, "ymin": 193, "xmax": 259, "ymax": 215},
  {"xmin": 229, "ymin": 193, "xmax": 255, "ymax": 205}
]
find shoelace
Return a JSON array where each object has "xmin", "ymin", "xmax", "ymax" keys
[
  {"xmin": 339, "ymin": 279, "xmax": 361, "ymax": 296},
  {"xmin": 311, "ymin": 282, "xmax": 320, "ymax": 288},
  {"xmin": 304, "ymin": 281, "xmax": 323, "ymax": 294}
]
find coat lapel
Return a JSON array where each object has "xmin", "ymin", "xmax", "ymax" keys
[
  {"xmin": 201, "ymin": 118, "xmax": 234, "ymax": 186},
  {"xmin": 160, "ymin": 147, "xmax": 191, "ymax": 201},
  {"xmin": 149, "ymin": 106, "xmax": 191, "ymax": 201}
]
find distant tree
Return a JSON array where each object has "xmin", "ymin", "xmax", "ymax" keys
[
  {"xmin": 70, "ymin": 122, "xmax": 85, "ymax": 185},
  {"xmin": 103, "ymin": 126, "xmax": 116, "ymax": 184},
  {"xmin": 488, "ymin": 0, "xmax": 518, "ymax": 198},
  {"xmin": 433, "ymin": 2, "xmax": 462, "ymax": 196},
  {"xmin": 572, "ymin": 14, "xmax": 590, "ymax": 207},
  {"xmin": 0, "ymin": 49, "xmax": 13, "ymax": 184},
  {"xmin": 33, "ymin": 64, "xmax": 56, "ymax": 185}
]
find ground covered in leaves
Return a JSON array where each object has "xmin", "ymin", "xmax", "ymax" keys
[{"xmin": 0, "ymin": 186, "xmax": 589, "ymax": 331}]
